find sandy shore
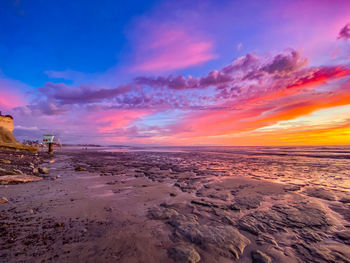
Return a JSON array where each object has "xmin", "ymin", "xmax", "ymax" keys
[{"xmin": 1, "ymin": 149, "xmax": 350, "ymax": 262}]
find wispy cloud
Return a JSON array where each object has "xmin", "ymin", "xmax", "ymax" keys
[{"xmin": 132, "ymin": 26, "xmax": 216, "ymax": 73}]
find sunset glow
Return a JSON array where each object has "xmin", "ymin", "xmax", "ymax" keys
[{"xmin": 2, "ymin": 0, "xmax": 350, "ymax": 145}]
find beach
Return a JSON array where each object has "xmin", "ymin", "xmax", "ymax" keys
[{"xmin": 1, "ymin": 146, "xmax": 350, "ymax": 262}]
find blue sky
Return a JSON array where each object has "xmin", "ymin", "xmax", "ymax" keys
[{"xmin": 1, "ymin": 0, "xmax": 161, "ymax": 86}]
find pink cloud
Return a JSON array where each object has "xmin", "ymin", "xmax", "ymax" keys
[
  {"xmin": 88, "ymin": 109, "xmax": 150, "ymax": 133},
  {"xmin": 133, "ymin": 27, "xmax": 216, "ymax": 73},
  {"xmin": 0, "ymin": 91, "xmax": 25, "ymax": 110},
  {"xmin": 265, "ymin": 1, "xmax": 350, "ymax": 62},
  {"xmin": 0, "ymin": 78, "xmax": 28, "ymax": 110}
]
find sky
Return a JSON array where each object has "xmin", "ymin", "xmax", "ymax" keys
[{"xmin": 1, "ymin": 0, "xmax": 350, "ymax": 146}]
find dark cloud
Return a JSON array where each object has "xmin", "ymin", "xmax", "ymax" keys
[
  {"xmin": 262, "ymin": 50, "xmax": 308, "ymax": 74},
  {"xmin": 338, "ymin": 23, "xmax": 350, "ymax": 40},
  {"xmin": 39, "ymin": 82, "xmax": 133, "ymax": 105},
  {"xmin": 199, "ymin": 70, "xmax": 233, "ymax": 87},
  {"xmin": 134, "ymin": 75, "xmax": 195, "ymax": 90},
  {"xmin": 221, "ymin": 53, "xmax": 259, "ymax": 74},
  {"xmin": 135, "ymin": 49, "xmax": 308, "ymax": 92},
  {"xmin": 32, "ymin": 100, "xmax": 72, "ymax": 115}
]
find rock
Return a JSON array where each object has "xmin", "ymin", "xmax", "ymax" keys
[
  {"xmin": 234, "ymin": 195, "xmax": 262, "ymax": 210},
  {"xmin": 32, "ymin": 168, "xmax": 39, "ymax": 174},
  {"xmin": 251, "ymin": 250, "xmax": 271, "ymax": 263},
  {"xmin": 191, "ymin": 199, "xmax": 228, "ymax": 210},
  {"xmin": 239, "ymin": 210, "xmax": 283, "ymax": 235},
  {"xmin": 300, "ymin": 228, "xmax": 326, "ymax": 242},
  {"xmin": 284, "ymin": 185, "xmax": 301, "ymax": 192},
  {"xmin": 0, "ymin": 197, "xmax": 8, "ymax": 204},
  {"xmin": 339, "ymin": 197, "xmax": 350, "ymax": 204},
  {"xmin": 0, "ymin": 159, "xmax": 11, "ymax": 164},
  {"xmin": 228, "ymin": 204, "xmax": 241, "ymax": 211},
  {"xmin": 336, "ymin": 230, "xmax": 350, "ymax": 244},
  {"xmin": 256, "ymin": 234, "xmax": 278, "ymax": 247},
  {"xmin": 191, "ymin": 200, "xmax": 215, "ymax": 208},
  {"xmin": 74, "ymin": 167, "xmax": 86, "ymax": 171},
  {"xmin": 0, "ymin": 174, "xmax": 43, "ymax": 184},
  {"xmin": 170, "ymin": 215, "xmax": 250, "ymax": 260},
  {"xmin": 168, "ymin": 244, "xmax": 201, "ymax": 263},
  {"xmin": 239, "ymin": 202, "xmax": 330, "ymax": 235},
  {"xmin": 12, "ymin": 169, "xmax": 23, "ymax": 174},
  {"xmin": 55, "ymin": 222, "xmax": 63, "ymax": 228},
  {"xmin": 2, "ymin": 170, "xmax": 18, "ymax": 175},
  {"xmin": 148, "ymin": 207, "xmax": 179, "ymax": 220},
  {"xmin": 329, "ymin": 203, "xmax": 350, "ymax": 222},
  {"xmin": 38, "ymin": 167, "xmax": 49, "ymax": 174},
  {"xmin": 292, "ymin": 241, "xmax": 350, "ymax": 263},
  {"xmin": 0, "ymin": 168, "xmax": 17, "ymax": 175},
  {"xmin": 271, "ymin": 203, "xmax": 330, "ymax": 228},
  {"xmin": 304, "ymin": 187, "xmax": 336, "ymax": 201}
]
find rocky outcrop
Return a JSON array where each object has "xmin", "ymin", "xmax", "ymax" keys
[
  {"xmin": 0, "ymin": 115, "xmax": 36, "ymax": 151},
  {"xmin": 0, "ymin": 115, "xmax": 17, "ymax": 144},
  {"xmin": 0, "ymin": 174, "xmax": 43, "ymax": 184}
]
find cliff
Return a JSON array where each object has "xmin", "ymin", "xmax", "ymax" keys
[
  {"xmin": 0, "ymin": 115, "xmax": 36, "ymax": 151},
  {"xmin": 0, "ymin": 115, "xmax": 17, "ymax": 144}
]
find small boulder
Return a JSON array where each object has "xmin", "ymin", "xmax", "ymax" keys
[
  {"xmin": 38, "ymin": 167, "xmax": 49, "ymax": 174},
  {"xmin": 172, "ymin": 218, "xmax": 250, "ymax": 260},
  {"xmin": 168, "ymin": 244, "xmax": 201, "ymax": 263},
  {"xmin": 0, "ymin": 197, "xmax": 8, "ymax": 204},
  {"xmin": 284, "ymin": 185, "xmax": 300, "ymax": 192},
  {"xmin": 74, "ymin": 167, "xmax": 86, "ymax": 171},
  {"xmin": 148, "ymin": 207, "xmax": 179, "ymax": 220},
  {"xmin": 0, "ymin": 175, "xmax": 43, "ymax": 184},
  {"xmin": 13, "ymin": 169, "xmax": 23, "ymax": 174},
  {"xmin": 251, "ymin": 250, "xmax": 272, "ymax": 263}
]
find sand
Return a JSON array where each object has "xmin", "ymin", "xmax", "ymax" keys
[{"xmin": 0, "ymin": 148, "xmax": 350, "ymax": 262}]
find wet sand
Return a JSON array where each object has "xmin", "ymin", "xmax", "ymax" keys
[{"xmin": 1, "ymin": 148, "xmax": 350, "ymax": 262}]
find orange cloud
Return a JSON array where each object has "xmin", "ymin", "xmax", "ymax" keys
[{"xmin": 165, "ymin": 73, "xmax": 350, "ymax": 145}]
